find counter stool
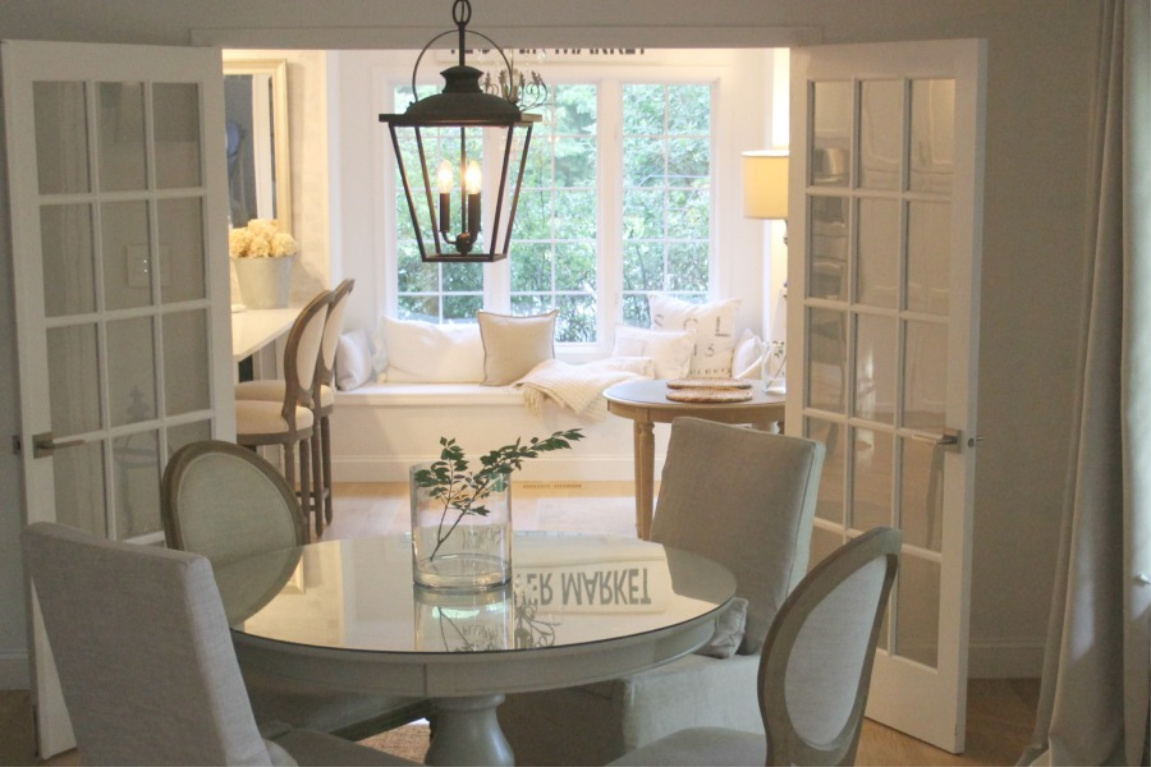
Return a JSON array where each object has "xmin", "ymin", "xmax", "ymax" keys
[{"xmin": 235, "ymin": 289, "xmax": 330, "ymax": 538}]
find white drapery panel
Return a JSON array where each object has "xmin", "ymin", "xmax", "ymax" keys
[{"xmin": 1021, "ymin": 1, "xmax": 1151, "ymax": 765}]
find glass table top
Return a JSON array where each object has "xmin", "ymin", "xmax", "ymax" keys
[{"xmin": 216, "ymin": 531, "xmax": 736, "ymax": 656}]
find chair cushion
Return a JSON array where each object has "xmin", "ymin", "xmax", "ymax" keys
[
  {"xmin": 236, "ymin": 381, "xmax": 335, "ymax": 409},
  {"xmin": 236, "ymin": 400, "xmax": 314, "ymax": 435},
  {"xmin": 478, "ymin": 310, "xmax": 557, "ymax": 386},
  {"xmin": 648, "ymin": 294, "xmax": 741, "ymax": 377},
  {"xmin": 612, "ymin": 325, "xmax": 696, "ymax": 380}
]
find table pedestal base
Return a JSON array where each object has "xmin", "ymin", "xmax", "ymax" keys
[{"xmin": 426, "ymin": 694, "xmax": 514, "ymax": 766}]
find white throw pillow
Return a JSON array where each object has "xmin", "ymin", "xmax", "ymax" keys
[
  {"xmin": 380, "ymin": 317, "xmax": 485, "ymax": 383},
  {"xmin": 334, "ymin": 328, "xmax": 374, "ymax": 391},
  {"xmin": 612, "ymin": 326, "xmax": 695, "ymax": 380},
  {"xmin": 732, "ymin": 328, "xmax": 767, "ymax": 380},
  {"xmin": 648, "ymin": 295, "xmax": 741, "ymax": 377}
]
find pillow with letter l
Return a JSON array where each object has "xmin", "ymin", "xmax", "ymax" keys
[
  {"xmin": 478, "ymin": 310, "xmax": 557, "ymax": 386},
  {"xmin": 649, "ymin": 294, "xmax": 741, "ymax": 377}
]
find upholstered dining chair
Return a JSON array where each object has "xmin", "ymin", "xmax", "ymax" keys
[
  {"xmin": 498, "ymin": 417, "xmax": 826, "ymax": 765},
  {"xmin": 236, "ymin": 279, "xmax": 355, "ymax": 532},
  {"xmin": 610, "ymin": 527, "xmax": 902, "ymax": 767},
  {"xmin": 161, "ymin": 438, "xmax": 431, "ymax": 741},
  {"xmin": 20, "ymin": 521, "xmax": 416, "ymax": 767},
  {"xmin": 235, "ymin": 289, "xmax": 329, "ymax": 538}
]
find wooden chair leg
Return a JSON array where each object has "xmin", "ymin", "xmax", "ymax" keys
[
  {"xmin": 321, "ymin": 414, "xmax": 334, "ymax": 524},
  {"xmin": 283, "ymin": 443, "xmax": 297, "ymax": 511},
  {"xmin": 310, "ymin": 426, "xmax": 323, "ymax": 534},
  {"xmin": 300, "ymin": 437, "xmax": 320, "ymax": 540}
]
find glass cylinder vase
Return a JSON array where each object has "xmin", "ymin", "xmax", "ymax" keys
[
  {"xmin": 413, "ymin": 583, "xmax": 513, "ymax": 652},
  {"xmin": 409, "ymin": 463, "xmax": 512, "ymax": 590}
]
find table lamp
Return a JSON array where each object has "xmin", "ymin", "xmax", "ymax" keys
[{"xmin": 742, "ymin": 149, "xmax": 789, "ymax": 223}]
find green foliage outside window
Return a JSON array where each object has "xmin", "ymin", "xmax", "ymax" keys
[
  {"xmin": 621, "ymin": 83, "xmax": 712, "ymax": 326},
  {"xmin": 391, "ymin": 80, "xmax": 712, "ymax": 336}
]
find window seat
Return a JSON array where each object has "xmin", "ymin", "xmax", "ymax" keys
[{"xmin": 329, "ymin": 382, "xmax": 670, "ymax": 483}]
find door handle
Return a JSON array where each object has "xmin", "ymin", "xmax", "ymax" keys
[
  {"xmin": 32, "ymin": 431, "xmax": 87, "ymax": 459},
  {"xmin": 909, "ymin": 427, "xmax": 963, "ymax": 452}
]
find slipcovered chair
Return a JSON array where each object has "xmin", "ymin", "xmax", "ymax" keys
[
  {"xmin": 235, "ymin": 289, "xmax": 329, "ymax": 538},
  {"xmin": 20, "ymin": 521, "xmax": 416, "ymax": 766},
  {"xmin": 498, "ymin": 417, "xmax": 826, "ymax": 765},
  {"xmin": 237, "ymin": 279, "xmax": 355, "ymax": 529},
  {"xmin": 161, "ymin": 439, "xmax": 431, "ymax": 741},
  {"xmin": 610, "ymin": 527, "xmax": 902, "ymax": 766}
]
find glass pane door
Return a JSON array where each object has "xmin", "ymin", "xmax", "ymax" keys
[
  {"xmin": 32, "ymin": 77, "xmax": 216, "ymax": 542},
  {"xmin": 790, "ymin": 39, "xmax": 985, "ymax": 753}
]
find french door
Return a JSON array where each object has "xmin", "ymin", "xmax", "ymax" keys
[
  {"xmin": 2, "ymin": 40, "xmax": 233, "ymax": 757},
  {"xmin": 788, "ymin": 40, "xmax": 986, "ymax": 752}
]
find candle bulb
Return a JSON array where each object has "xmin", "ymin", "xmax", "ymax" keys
[
  {"xmin": 437, "ymin": 160, "xmax": 452, "ymax": 235},
  {"xmin": 465, "ymin": 160, "xmax": 482, "ymax": 238}
]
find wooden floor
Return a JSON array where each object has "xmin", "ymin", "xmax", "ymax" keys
[{"xmin": 0, "ymin": 481, "xmax": 1040, "ymax": 766}]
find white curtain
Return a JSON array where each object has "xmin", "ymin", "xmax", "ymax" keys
[{"xmin": 1020, "ymin": 1, "xmax": 1151, "ymax": 765}]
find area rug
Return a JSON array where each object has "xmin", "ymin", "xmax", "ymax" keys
[
  {"xmin": 360, "ymin": 722, "xmax": 430, "ymax": 762},
  {"xmin": 534, "ymin": 496, "xmax": 638, "ymax": 538}
]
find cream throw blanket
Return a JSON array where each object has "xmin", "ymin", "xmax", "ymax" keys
[{"xmin": 515, "ymin": 357, "xmax": 652, "ymax": 418}]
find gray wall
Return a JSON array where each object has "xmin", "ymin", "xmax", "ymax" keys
[{"xmin": 0, "ymin": 0, "xmax": 1100, "ymax": 685}]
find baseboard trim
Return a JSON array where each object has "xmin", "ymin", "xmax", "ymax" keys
[
  {"xmin": 967, "ymin": 638, "xmax": 1045, "ymax": 679},
  {"xmin": 0, "ymin": 650, "xmax": 30, "ymax": 690},
  {"xmin": 334, "ymin": 453, "xmax": 665, "ymax": 483}
]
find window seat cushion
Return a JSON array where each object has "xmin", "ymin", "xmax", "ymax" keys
[{"xmin": 333, "ymin": 381, "xmax": 520, "ymax": 407}]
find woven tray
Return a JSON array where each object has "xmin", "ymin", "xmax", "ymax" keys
[
  {"xmin": 666, "ymin": 388, "xmax": 754, "ymax": 404},
  {"xmin": 666, "ymin": 377, "xmax": 752, "ymax": 390}
]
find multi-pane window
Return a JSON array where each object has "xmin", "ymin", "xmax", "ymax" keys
[
  {"xmin": 512, "ymin": 84, "xmax": 598, "ymax": 342},
  {"xmin": 390, "ymin": 79, "xmax": 714, "ymax": 344},
  {"xmin": 621, "ymin": 84, "xmax": 712, "ymax": 326}
]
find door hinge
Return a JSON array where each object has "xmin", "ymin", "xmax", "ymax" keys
[{"xmin": 12, "ymin": 435, "xmax": 21, "ymax": 455}]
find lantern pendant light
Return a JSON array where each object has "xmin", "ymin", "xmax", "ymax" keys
[{"xmin": 379, "ymin": 0, "xmax": 541, "ymax": 263}]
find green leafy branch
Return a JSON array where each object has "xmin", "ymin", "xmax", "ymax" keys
[{"xmin": 414, "ymin": 429, "xmax": 585, "ymax": 561}]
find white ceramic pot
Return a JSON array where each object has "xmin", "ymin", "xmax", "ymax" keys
[{"xmin": 234, "ymin": 255, "xmax": 293, "ymax": 309}]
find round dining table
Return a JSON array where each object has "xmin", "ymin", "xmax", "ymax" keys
[{"xmin": 215, "ymin": 531, "xmax": 736, "ymax": 767}]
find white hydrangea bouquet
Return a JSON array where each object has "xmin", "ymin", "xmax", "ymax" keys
[{"xmin": 228, "ymin": 218, "xmax": 298, "ymax": 259}]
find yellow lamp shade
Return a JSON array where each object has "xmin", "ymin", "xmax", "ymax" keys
[{"xmin": 742, "ymin": 150, "xmax": 789, "ymax": 219}]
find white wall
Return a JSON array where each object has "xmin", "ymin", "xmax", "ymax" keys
[{"xmin": 0, "ymin": 0, "xmax": 1101, "ymax": 684}]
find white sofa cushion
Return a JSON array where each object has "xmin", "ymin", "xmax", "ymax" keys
[
  {"xmin": 649, "ymin": 295, "xmax": 741, "ymax": 377},
  {"xmin": 612, "ymin": 326, "xmax": 695, "ymax": 380},
  {"xmin": 380, "ymin": 318, "xmax": 484, "ymax": 383}
]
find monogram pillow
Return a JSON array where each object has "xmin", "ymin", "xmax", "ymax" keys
[{"xmin": 648, "ymin": 295, "xmax": 741, "ymax": 377}]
